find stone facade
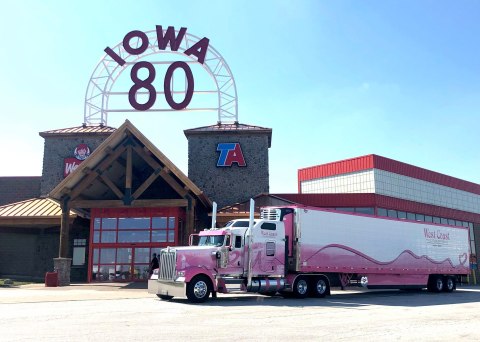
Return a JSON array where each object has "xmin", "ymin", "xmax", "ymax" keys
[
  {"xmin": 0, "ymin": 177, "xmax": 41, "ymax": 205},
  {"xmin": 39, "ymin": 127, "xmax": 115, "ymax": 197},
  {"xmin": 184, "ymin": 123, "xmax": 272, "ymax": 208}
]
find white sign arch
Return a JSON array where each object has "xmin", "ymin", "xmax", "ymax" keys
[{"xmin": 84, "ymin": 26, "xmax": 238, "ymax": 125}]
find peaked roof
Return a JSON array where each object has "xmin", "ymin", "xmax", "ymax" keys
[
  {"xmin": 39, "ymin": 124, "xmax": 116, "ymax": 137},
  {"xmin": 184, "ymin": 122, "xmax": 272, "ymax": 147},
  {"xmin": 49, "ymin": 120, "xmax": 211, "ymax": 208}
]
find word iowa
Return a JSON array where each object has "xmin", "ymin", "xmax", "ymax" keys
[{"xmin": 105, "ymin": 26, "xmax": 210, "ymax": 66}]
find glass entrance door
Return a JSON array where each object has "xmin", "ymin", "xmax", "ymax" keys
[
  {"xmin": 89, "ymin": 207, "xmax": 185, "ymax": 282},
  {"xmin": 92, "ymin": 247, "xmax": 157, "ymax": 281}
]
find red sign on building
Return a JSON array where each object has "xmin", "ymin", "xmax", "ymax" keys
[
  {"xmin": 64, "ymin": 158, "xmax": 82, "ymax": 177},
  {"xmin": 64, "ymin": 144, "xmax": 91, "ymax": 177}
]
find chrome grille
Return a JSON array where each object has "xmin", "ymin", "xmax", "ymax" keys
[
  {"xmin": 158, "ymin": 249, "xmax": 176, "ymax": 281},
  {"xmin": 261, "ymin": 208, "xmax": 280, "ymax": 221}
]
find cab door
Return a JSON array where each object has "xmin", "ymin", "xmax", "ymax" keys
[{"xmin": 224, "ymin": 234, "xmax": 245, "ymax": 276}]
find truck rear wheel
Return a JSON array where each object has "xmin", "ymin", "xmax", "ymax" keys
[
  {"xmin": 428, "ymin": 275, "xmax": 444, "ymax": 293},
  {"xmin": 187, "ymin": 275, "xmax": 211, "ymax": 303},
  {"xmin": 293, "ymin": 276, "xmax": 308, "ymax": 299},
  {"xmin": 443, "ymin": 276, "xmax": 455, "ymax": 293},
  {"xmin": 311, "ymin": 277, "xmax": 329, "ymax": 298}
]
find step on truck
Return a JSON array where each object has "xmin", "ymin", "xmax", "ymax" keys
[{"xmin": 148, "ymin": 200, "xmax": 470, "ymax": 303}]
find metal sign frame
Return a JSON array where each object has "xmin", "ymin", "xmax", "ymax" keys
[{"xmin": 84, "ymin": 28, "xmax": 238, "ymax": 125}]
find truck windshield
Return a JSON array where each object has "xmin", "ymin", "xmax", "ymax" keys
[{"xmin": 198, "ymin": 235, "xmax": 225, "ymax": 247}]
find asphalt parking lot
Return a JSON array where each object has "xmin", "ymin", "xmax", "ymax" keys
[{"xmin": 1, "ymin": 283, "xmax": 480, "ymax": 341}]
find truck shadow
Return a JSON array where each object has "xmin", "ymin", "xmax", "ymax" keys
[{"xmin": 168, "ymin": 286, "xmax": 480, "ymax": 308}]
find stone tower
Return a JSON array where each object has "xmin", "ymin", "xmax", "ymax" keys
[
  {"xmin": 39, "ymin": 124, "xmax": 116, "ymax": 197},
  {"xmin": 184, "ymin": 123, "xmax": 272, "ymax": 208}
]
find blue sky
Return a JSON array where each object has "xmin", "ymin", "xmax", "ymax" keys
[{"xmin": 1, "ymin": 1, "xmax": 479, "ymax": 193}]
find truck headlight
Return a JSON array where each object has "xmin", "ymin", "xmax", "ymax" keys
[{"xmin": 177, "ymin": 271, "xmax": 185, "ymax": 277}]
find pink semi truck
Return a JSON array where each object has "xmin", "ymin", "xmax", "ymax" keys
[{"xmin": 148, "ymin": 201, "xmax": 470, "ymax": 303}]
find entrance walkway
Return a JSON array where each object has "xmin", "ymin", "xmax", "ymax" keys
[{"xmin": 0, "ymin": 282, "xmax": 149, "ymax": 304}]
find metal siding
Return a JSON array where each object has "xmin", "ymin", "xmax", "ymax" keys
[
  {"xmin": 298, "ymin": 155, "xmax": 374, "ymax": 183},
  {"xmin": 272, "ymin": 193, "xmax": 480, "ymax": 224},
  {"xmin": 373, "ymin": 155, "xmax": 480, "ymax": 195},
  {"xmin": 0, "ymin": 198, "xmax": 67, "ymax": 218},
  {"xmin": 375, "ymin": 194, "xmax": 480, "ymax": 223}
]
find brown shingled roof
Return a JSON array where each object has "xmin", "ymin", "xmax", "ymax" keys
[{"xmin": 39, "ymin": 124, "xmax": 116, "ymax": 137}]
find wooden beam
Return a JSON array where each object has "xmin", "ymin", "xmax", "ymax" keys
[
  {"xmin": 69, "ymin": 144, "xmax": 126, "ymax": 200},
  {"xmin": 126, "ymin": 145, "xmax": 132, "ymax": 189},
  {"xmin": 186, "ymin": 196, "xmax": 196, "ymax": 236},
  {"xmin": 0, "ymin": 217, "xmax": 75, "ymax": 226},
  {"xmin": 70, "ymin": 199, "xmax": 188, "ymax": 208},
  {"xmin": 131, "ymin": 168, "xmax": 162, "ymax": 200},
  {"xmin": 132, "ymin": 199, "xmax": 188, "ymax": 207},
  {"xmin": 99, "ymin": 174, "xmax": 124, "ymax": 199},
  {"xmin": 132, "ymin": 143, "xmax": 161, "ymax": 170},
  {"xmin": 59, "ymin": 197, "xmax": 70, "ymax": 258},
  {"xmin": 132, "ymin": 143, "xmax": 188, "ymax": 198},
  {"xmin": 160, "ymin": 172, "xmax": 189, "ymax": 197}
]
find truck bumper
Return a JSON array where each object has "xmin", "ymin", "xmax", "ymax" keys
[{"xmin": 148, "ymin": 279, "xmax": 186, "ymax": 298}]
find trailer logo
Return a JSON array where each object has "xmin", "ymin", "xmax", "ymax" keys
[{"xmin": 217, "ymin": 143, "xmax": 246, "ymax": 167}]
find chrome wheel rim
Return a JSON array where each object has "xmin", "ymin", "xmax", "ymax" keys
[
  {"xmin": 194, "ymin": 281, "xmax": 208, "ymax": 298},
  {"xmin": 297, "ymin": 279, "xmax": 308, "ymax": 295},
  {"xmin": 316, "ymin": 280, "xmax": 326, "ymax": 294},
  {"xmin": 436, "ymin": 279, "xmax": 443, "ymax": 291}
]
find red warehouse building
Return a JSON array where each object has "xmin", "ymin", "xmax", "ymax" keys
[{"xmin": 292, "ymin": 154, "xmax": 479, "ymax": 271}]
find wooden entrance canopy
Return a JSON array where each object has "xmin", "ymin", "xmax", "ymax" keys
[{"xmin": 49, "ymin": 120, "xmax": 211, "ymax": 258}]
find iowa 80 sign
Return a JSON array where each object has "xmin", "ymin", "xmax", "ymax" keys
[{"xmin": 84, "ymin": 25, "xmax": 238, "ymax": 125}]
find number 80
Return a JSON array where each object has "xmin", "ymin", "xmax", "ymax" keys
[{"xmin": 128, "ymin": 60, "xmax": 194, "ymax": 111}]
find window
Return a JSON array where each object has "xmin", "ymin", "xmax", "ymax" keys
[
  {"xmin": 90, "ymin": 208, "xmax": 180, "ymax": 282},
  {"xmin": 397, "ymin": 211, "xmax": 407, "ymax": 220},
  {"xmin": 416, "ymin": 214, "xmax": 425, "ymax": 222},
  {"xmin": 261, "ymin": 223, "xmax": 276, "ymax": 230},
  {"xmin": 234, "ymin": 236, "xmax": 242, "ymax": 248},
  {"xmin": 387, "ymin": 210, "xmax": 397, "ymax": 218},
  {"xmin": 377, "ymin": 208, "xmax": 387, "ymax": 217},
  {"xmin": 407, "ymin": 212, "xmax": 416, "ymax": 221},
  {"xmin": 355, "ymin": 207, "xmax": 374, "ymax": 215},
  {"xmin": 73, "ymin": 239, "xmax": 87, "ymax": 266},
  {"xmin": 266, "ymin": 242, "xmax": 275, "ymax": 256}
]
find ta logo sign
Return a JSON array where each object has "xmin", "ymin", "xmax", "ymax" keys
[
  {"xmin": 217, "ymin": 143, "xmax": 246, "ymax": 167},
  {"xmin": 105, "ymin": 26, "xmax": 209, "ymax": 111}
]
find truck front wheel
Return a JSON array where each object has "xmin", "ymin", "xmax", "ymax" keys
[
  {"xmin": 186, "ymin": 275, "xmax": 211, "ymax": 303},
  {"xmin": 293, "ymin": 276, "xmax": 308, "ymax": 299}
]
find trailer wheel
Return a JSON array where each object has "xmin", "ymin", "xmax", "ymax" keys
[
  {"xmin": 293, "ymin": 276, "xmax": 309, "ymax": 299},
  {"xmin": 186, "ymin": 275, "xmax": 211, "ymax": 303},
  {"xmin": 157, "ymin": 294, "xmax": 173, "ymax": 300},
  {"xmin": 443, "ymin": 277, "xmax": 455, "ymax": 293},
  {"xmin": 312, "ymin": 277, "xmax": 329, "ymax": 298},
  {"xmin": 428, "ymin": 275, "xmax": 444, "ymax": 293}
]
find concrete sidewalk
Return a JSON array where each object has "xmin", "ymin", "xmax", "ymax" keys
[{"xmin": 0, "ymin": 282, "xmax": 150, "ymax": 304}]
